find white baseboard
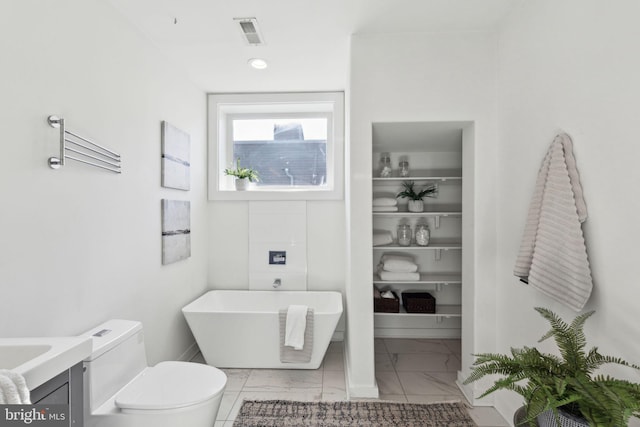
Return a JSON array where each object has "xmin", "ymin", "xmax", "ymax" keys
[{"xmin": 178, "ymin": 341, "xmax": 200, "ymax": 362}]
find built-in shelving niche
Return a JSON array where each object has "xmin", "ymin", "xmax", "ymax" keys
[{"xmin": 372, "ymin": 121, "xmax": 466, "ymax": 339}]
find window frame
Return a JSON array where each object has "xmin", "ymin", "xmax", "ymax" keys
[{"xmin": 208, "ymin": 92, "xmax": 344, "ymax": 201}]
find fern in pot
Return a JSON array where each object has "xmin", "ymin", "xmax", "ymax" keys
[
  {"xmin": 463, "ymin": 308, "xmax": 640, "ymax": 427},
  {"xmin": 224, "ymin": 158, "xmax": 259, "ymax": 190},
  {"xmin": 396, "ymin": 180, "xmax": 438, "ymax": 212}
]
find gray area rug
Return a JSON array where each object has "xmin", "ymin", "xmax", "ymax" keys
[{"xmin": 233, "ymin": 399, "xmax": 477, "ymax": 427}]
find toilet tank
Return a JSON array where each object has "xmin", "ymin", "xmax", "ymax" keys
[{"xmin": 82, "ymin": 320, "xmax": 148, "ymax": 410}]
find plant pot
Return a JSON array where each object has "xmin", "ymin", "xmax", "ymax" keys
[
  {"xmin": 407, "ymin": 200, "xmax": 424, "ymax": 212},
  {"xmin": 235, "ymin": 178, "xmax": 249, "ymax": 191},
  {"xmin": 537, "ymin": 408, "xmax": 588, "ymax": 427},
  {"xmin": 513, "ymin": 406, "xmax": 589, "ymax": 427}
]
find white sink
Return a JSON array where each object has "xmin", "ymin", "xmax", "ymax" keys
[{"xmin": 0, "ymin": 336, "xmax": 92, "ymax": 390}]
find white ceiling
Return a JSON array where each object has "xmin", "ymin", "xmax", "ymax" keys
[{"xmin": 107, "ymin": 0, "xmax": 515, "ymax": 93}]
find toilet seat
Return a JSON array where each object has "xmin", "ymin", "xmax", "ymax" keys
[{"xmin": 115, "ymin": 361, "xmax": 226, "ymax": 411}]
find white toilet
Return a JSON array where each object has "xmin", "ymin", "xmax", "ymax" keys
[{"xmin": 82, "ymin": 319, "xmax": 227, "ymax": 427}]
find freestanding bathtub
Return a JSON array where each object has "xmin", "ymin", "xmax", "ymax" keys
[{"xmin": 182, "ymin": 290, "xmax": 343, "ymax": 369}]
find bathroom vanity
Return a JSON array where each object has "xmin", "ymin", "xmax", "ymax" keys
[
  {"xmin": 0, "ymin": 336, "xmax": 91, "ymax": 426},
  {"xmin": 30, "ymin": 363, "xmax": 83, "ymax": 426}
]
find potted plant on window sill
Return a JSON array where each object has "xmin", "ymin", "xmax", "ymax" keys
[
  {"xmin": 224, "ymin": 158, "xmax": 260, "ymax": 191},
  {"xmin": 463, "ymin": 307, "xmax": 640, "ymax": 427},
  {"xmin": 396, "ymin": 180, "xmax": 438, "ymax": 212}
]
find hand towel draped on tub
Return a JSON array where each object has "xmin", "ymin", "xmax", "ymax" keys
[
  {"xmin": 279, "ymin": 307, "xmax": 313, "ymax": 363},
  {"xmin": 182, "ymin": 290, "xmax": 342, "ymax": 369}
]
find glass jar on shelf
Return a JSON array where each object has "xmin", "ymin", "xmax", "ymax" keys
[
  {"xmin": 397, "ymin": 224, "xmax": 412, "ymax": 246},
  {"xmin": 399, "ymin": 160, "xmax": 410, "ymax": 177},
  {"xmin": 415, "ymin": 224, "xmax": 430, "ymax": 246},
  {"xmin": 379, "ymin": 152, "xmax": 392, "ymax": 177}
]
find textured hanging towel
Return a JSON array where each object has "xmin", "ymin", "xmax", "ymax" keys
[{"xmin": 513, "ymin": 133, "xmax": 592, "ymax": 311}]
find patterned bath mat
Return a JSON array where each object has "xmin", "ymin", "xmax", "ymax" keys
[{"xmin": 233, "ymin": 399, "xmax": 477, "ymax": 427}]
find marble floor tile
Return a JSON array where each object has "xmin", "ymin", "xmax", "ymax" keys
[
  {"xmin": 397, "ymin": 371, "xmax": 461, "ymax": 396},
  {"xmin": 374, "ymin": 352, "xmax": 395, "ymax": 371},
  {"xmin": 216, "ymin": 391, "xmax": 239, "ymax": 421},
  {"xmin": 321, "ymin": 391, "xmax": 348, "ymax": 401},
  {"xmin": 405, "ymin": 394, "xmax": 465, "ymax": 404},
  {"xmin": 377, "ymin": 394, "xmax": 408, "ymax": 402},
  {"xmin": 391, "ymin": 352, "xmax": 461, "ymax": 372},
  {"xmin": 440, "ymin": 339, "xmax": 462, "ymax": 355},
  {"xmin": 384, "ymin": 338, "xmax": 451, "ymax": 354},
  {"xmin": 243, "ymin": 368, "xmax": 323, "ymax": 393},
  {"xmin": 375, "ymin": 370, "xmax": 404, "ymax": 395},
  {"xmin": 374, "ymin": 338, "xmax": 388, "ymax": 354},
  {"xmin": 467, "ymin": 406, "xmax": 510, "ymax": 427},
  {"xmin": 221, "ymin": 368, "xmax": 252, "ymax": 391},
  {"xmin": 322, "ymin": 351, "xmax": 345, "ymax": 371},
  {"xmin": 322, "ymin": 369, "xmax": 346, "ymax": 394}
]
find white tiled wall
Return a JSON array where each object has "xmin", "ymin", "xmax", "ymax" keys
[{"xmin": 249, "ymin": 201, "xmax": 307, "ymax": 290}]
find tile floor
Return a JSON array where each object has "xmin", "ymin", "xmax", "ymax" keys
[{"xmin": 191, "ymin": 338, "xmax": 509, "ymax": 427}]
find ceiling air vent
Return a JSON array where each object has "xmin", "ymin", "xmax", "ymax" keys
[{"xmin": 234, "ymin": 17, "xmax": 265, "ymax": 46}]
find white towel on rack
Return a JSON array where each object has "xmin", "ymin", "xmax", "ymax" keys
[
  {"xmin": 513, "ymin": 133, "xmax": 592, "ymax": 311},
  {"xmin": 0, "ymin": 370, "xmax": 30, "ymax": 404},
  {"xmin": 373, "ymin": 206, "xmax": 398, "ymax": 212},
  {"xmin": 285, "ymin": 305, "xmax": 309, "ymax": 350}
]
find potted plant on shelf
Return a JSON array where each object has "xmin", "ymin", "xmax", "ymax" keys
[
  {"xmin": 396, "ymin": 180, "xmax": 438, "ymax": 212},
  {"xmin": 463, "ymin": 307, "xmax": 640, "ymax": 427},
  {"xmin": 224, "ymin": 158, "xmax": 260, "ymax": 190}
]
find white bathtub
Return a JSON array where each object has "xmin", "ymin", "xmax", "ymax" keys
[{"xmin": 182, "ymin": 290, "xmax": 343, "ymax": 369}]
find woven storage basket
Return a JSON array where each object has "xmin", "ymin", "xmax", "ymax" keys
[
  {"xmin": 373, "ymin": 288, "xmax": 399, "ymax": 313},
  {"xmin": 402, "ymin": 292, "xmax": 436, "ymax": 313}
]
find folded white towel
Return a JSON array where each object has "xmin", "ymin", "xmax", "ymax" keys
[
  {"xmin": 373, "ymin": 230, "xmax": 393, "ymax": 246},
  {"xmin": 379, "ymin": 271, "xmax": 420, "ymax": 281},
  {"xmin": 373, "ymin": 196, "xmax": 398, "ymax": 207},
  {"xmin": 0, "ymin": 370, "xmax": 30, "ymax": 404},
  {"xmin": 373, "ymin": 206, "xmax": 398, "ymax": 212},
  {"xmin": 285, "ymin": 305, "xmax": 309, "ymax": 350},
  {"xmin": 380, "ymin": 254, "xmax": 418, "ymax": 273}
]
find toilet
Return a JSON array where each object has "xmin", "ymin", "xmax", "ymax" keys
[{"xmin": 82, "ymin": 319, "xmax": 226, "ymax": 427}]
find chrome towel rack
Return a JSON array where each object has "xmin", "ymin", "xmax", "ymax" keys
[{"xmin": 48, "ymin": 115, "xmax": 121, "ymax": 173}]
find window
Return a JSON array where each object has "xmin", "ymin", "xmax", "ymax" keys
[{"xmin": 208, "ymin": 92, "xmax": 344, "ymax": 200}]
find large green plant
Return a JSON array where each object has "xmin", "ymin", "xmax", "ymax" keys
[
  {"xmin": 396, "ymin": 180, "xmax": 438, "ymax": 201},
  {"xmin": 224, "ymin": 158, "xmax": 260, "ymax": 182},
  {"xmin": 464, "ymin": 308, "xmax": 640, "ymax": 426}
]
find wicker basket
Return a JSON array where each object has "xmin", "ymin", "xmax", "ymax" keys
[
  {"xmin": 402, "ymin": 292, "xmax": 436, "ymax": 313},
  {"xmin": 374, "ymin": 288, "xmax": 399, "ymax": 313}
]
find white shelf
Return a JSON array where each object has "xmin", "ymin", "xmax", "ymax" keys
[
  {"xmin": 374, "ymin": 304, "xmax": 462, "ymax": 318},
  {"xmin": 372, "ymin": 169, "xmax": 462, "ymax": 181},
  {"xmin": 373, "ymin": 239, "xmax": 462, "ymax": 250},
  {"xmin": 373, "ymin": 273, "xmax": 462, "ymax": 285},
  {"xmin": 372, "ymin": 204, "xmax": 462, "ymax": 216}
]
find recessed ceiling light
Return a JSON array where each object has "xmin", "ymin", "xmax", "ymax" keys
[{"xmin": 248, "ymin": 58, "xmax": 268, "ymax": 70}]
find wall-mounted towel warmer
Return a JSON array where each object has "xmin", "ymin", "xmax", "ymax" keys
[{"xmin": 48, "ymin": 115, "xmax": 121, "ymax": 173}]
